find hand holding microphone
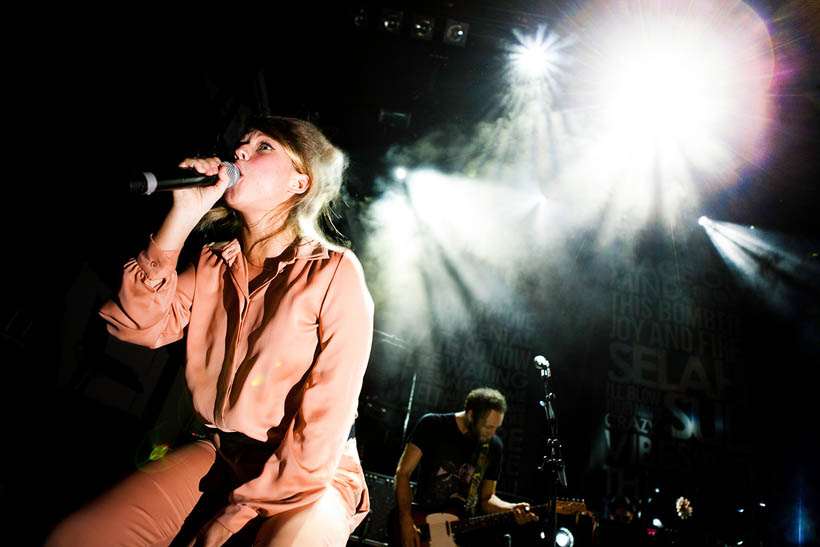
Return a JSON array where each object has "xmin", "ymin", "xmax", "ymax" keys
[
  {"xmin": 147, "ymin": 158, "xmax": 241, "ymax": 251},
  {"xmin": 165, "ymin": 158, "xmax": 240, "ymax": 218},
  {"xmin": 128, "ymin": 158, "xmax": 241, "ymax": 195}
]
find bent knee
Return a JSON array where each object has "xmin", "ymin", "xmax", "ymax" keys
[
  {"xmin": 256, "ymin": 488, "xmax": 351, "ymax": 546},
  {"xmin": 44, "ymin": 510, "xmax": 99, "ymax": 547}
]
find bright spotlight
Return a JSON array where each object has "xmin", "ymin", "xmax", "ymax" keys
[
  {"xmin": 582, "ymin": 2, "xmax": 772, "ymax": 149},
  {"xmin": 514, "ymin": 45, "xmax": 547, "ymax": 77},
  {"xmin": 510, "ymin": 26, "xmax": 563, "ymax": 81},
  {"xmin": 394, "ymin": 167, "xmax": 408, "ymax": 181},
  {"xmin": 652, "ymin": 518, "xmax": 663, "ymax": 528},
  {"xmin": 600, "ymin": 37, "xmax": 727, "ymax": 140},
  {"xmin": 555, "ymin": 0, "xmax": 774, "ymax": 227},
  {"xmin": 698, "ymin": 216, "xmax": 710, "ymax": 227},
  {"xmin": 555, "ymin": 527, "xmax": 574, "ymax": 547},
  {"xmin": 701, "ymin": 219, "xmax": 820, "ymax": 320}
]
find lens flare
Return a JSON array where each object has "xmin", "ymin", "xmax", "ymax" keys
[
  {"xmin": 133, "ymin": 422, "xmax": 186, "ymax": 472},
  {"xmin": 543, "ymin": 0, "xmax": 775, "ymax": 232},
  {"xmin": 148, "ymin": 444, "xmax": 169, "ymax": 461}
]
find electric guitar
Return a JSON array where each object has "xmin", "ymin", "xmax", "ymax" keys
[{"xmin": 387, "ymin": 499, "xmax": 588, "ymax": 547}]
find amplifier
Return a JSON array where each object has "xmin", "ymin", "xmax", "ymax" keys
[{"xmin": 349, "ymin": 471, "xmax": 415, "ymax": 546}]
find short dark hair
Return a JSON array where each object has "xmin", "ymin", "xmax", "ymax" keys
[{"xmin": 464, "ymin": 387, "xmax": 507, "ymax": 418}]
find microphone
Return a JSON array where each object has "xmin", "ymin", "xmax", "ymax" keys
[
  {"xmin": 533, "ymin": 355, "xmax": 550, "ymax": 370},
  {"xmin": 128, "ymin": 161, "xmax": 241, "ymax": 195}
]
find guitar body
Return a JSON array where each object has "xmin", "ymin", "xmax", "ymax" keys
[
  {"xmin": 387, "ymin": 504, "xmax": 462, "ymax": 547},
  {"xmin": 387, "ymin": 500, "xmax": 589, "ymax": 547},
  {"xmin": 422, "ymin": 512, "xmax": 460, "ymax": 547}
]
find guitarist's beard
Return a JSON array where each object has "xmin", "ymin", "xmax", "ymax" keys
[
  {"xmin": 463, "ymin": 409, "xmax": 503, "ymax": 443},
  {"xmin": 464, "ymin": 414, "xmax": 484, "ymax": 443}
]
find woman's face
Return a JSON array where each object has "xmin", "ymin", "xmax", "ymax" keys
[{"xmin": 225, "ymin": 130, "xmax": 307, "ymax": 218}]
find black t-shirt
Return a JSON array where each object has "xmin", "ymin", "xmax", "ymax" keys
[{"xmin": 408, "ymin": 412, "xmax": 503, "ymax": 515}]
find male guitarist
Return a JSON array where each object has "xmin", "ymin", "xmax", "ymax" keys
[{"xmin": 393, "ymin": 387, "xmax": 538, "ymax": 547}]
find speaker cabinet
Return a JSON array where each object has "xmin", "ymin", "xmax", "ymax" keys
[{"xmin": 349, "ymin": 471, "xmax": 415, "ymax": 546}]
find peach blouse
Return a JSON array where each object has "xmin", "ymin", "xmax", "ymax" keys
[{"xmin": 99, "ymin": 237, "xmax": 374, "ymax": 533}]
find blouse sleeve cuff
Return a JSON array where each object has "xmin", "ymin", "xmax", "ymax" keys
[
  {"xmin": 135, "ymin": 235, "xmax": 182, "ymax": 281},
  {"xmin": 215, "ymin": 504, "xmax": 259, "ymax": 534}
]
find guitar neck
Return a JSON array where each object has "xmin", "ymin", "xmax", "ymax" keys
[
  {"xmin": 449, "ymin": 502, "xmax": 553, "ymax": 535},
  {"xmin": 403, "ymin": 499, "xmax": 587, "ymax": 545}
]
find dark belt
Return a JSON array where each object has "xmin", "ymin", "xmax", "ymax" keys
[{"xmin": 218, "ymin": 421, "xmax": 356, "ymax": 446}]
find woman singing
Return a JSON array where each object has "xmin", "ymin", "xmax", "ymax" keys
[{"xmin": 46, "ymin": 116, "xmax": 374, "ymax": 546}]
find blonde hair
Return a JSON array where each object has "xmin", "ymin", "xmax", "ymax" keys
[{"xmin": 198, "ymin": 116, "xmax": 348, "ymax": 250}]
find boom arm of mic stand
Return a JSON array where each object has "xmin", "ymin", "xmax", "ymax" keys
[{"xmin": 401, "ymin": 370, "xmax": 417, "ymax": 444}]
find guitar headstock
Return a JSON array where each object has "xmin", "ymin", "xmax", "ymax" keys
[{"xmin": 556, "ymin": 498, "xmax": 588, "ymax": 515}]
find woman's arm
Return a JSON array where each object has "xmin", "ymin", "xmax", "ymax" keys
[
  {"xmin": 98, "ymin": 237, "xmax": 196, "ymax": 348},
  {"xmin": 99, "ymin": 157, "xmax": 232, "ymax": 348}
]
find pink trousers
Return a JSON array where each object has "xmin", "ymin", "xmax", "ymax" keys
[{"xmin": 45, "ymin": 437, "xmax": 369, "ymax": 547}]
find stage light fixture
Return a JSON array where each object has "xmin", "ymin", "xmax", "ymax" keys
[
  {"xmin": 352, "ymin": 8, "xmax": 368, "ymax": 29},
  {"xmin": 555, "ymin": 527, "xmax": 574, "ymax": 547},
  {"xmin": 381, "ymin": 9, "xmax": 403, "ymax": 34},
  {"xmin": 676, "ymin": 496, "xmax": 694, "ymax": 519},
  {"xmin": 698, "ymin": 216, "xmax": 710, "ymax": 227},
  {"xmin": 443, "ymin": 19, "xmax": 469, "ymax": 47},
  {"xmin": 652, "ymin": 518, "xmax": 663, "ymax": 528},
  {"xmin": 412, "ymin": 15, "xmax": 434, "ymax": 40},
  {"xmin": 394, "ymin": 167, "xmax": 408, "ymax": 181},
  {"xmin": 378, "ymin": 108, "xmax": 412, "ymax": 129}
]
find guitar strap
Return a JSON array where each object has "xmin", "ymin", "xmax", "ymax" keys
[{"xmin": 463, "ymin": 440, "xmax": 490, "ymax": 517}]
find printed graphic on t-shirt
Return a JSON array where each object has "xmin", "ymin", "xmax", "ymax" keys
[{"xmin": 428, "ymin": 460, "xmax": 475, "ymax": 506}]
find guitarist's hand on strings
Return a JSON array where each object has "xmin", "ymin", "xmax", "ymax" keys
[{"xmin": 511, "ymin": 503, "xmax": 539, "ymax": 525}]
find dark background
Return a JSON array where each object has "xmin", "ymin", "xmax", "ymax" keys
[{"xmin": 3, "ymin": 2, "xmax": 818, "ymax": 545}]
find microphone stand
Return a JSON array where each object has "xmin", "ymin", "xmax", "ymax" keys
[
  {"xmin": 534, "ymin": 356, "xmax": 567, "ymax": 547},
  {"xmin": 401, "ymin": 369, "xmax": 417, "ymax": 444}
]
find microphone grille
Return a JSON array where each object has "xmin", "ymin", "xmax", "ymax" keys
[
  {"xmin": 220, "ymin": 161, "xmax": 241, "ymax": 188},
  {"xmin": 533, "ymin": 355, "xmax": 550, "ymax": 369}
]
